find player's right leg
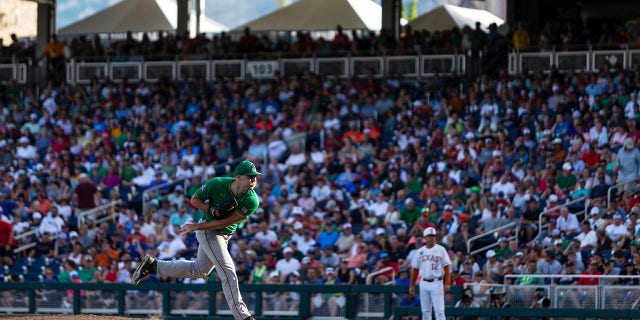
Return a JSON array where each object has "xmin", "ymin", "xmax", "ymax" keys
[
  {"xmin": 156, "ymin": 232, "xmax": 215, "ymax": 278},
  {"xmin": 418, "ymin": 283, "xmax": 433, "ymax": 320}
]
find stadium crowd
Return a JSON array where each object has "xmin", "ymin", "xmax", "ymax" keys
[{"xmin": 3, "ymin": 16, "xmax": 640, "ymax": 313}]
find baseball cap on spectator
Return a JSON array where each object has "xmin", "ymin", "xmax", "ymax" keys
[
  {"xmin": 375, "ymin": 228, "xmax": 386, "ymax": 236},
  {"xmin": 625, "ymin": 138, "xmax": 635, "ymax": 149},
  {"xmin": 319, "ymin": 168, "xmax": 328, "ymax": 175},
  {"xmin": 515, "ymin": 251, "xmax": 525, "ymax": 257},
  {"xmin": 292, "ymin": 207, "xmax": 304, "ymax": 216},
  {"xmin": 378, "ymin": 252, "xmax": 389, "ymax": 259},
  {"xmin": 301, "ymin": 257, "xmax": 311, "ymax": 264},
  {"xmin": 343, "ymin": 223, "xmax": 352, "ymax": 229},
  {"xmin": 498, "ymin": 237, "xmax": 507, "ymax": 243},
  {"xmin": 590, "ymin": 207, "xmax": 600, "ymax": 215},
  {"xmin": 70, "ymin": 271, "xmax": 79, "ymax": 279},
  {"xmin": 492, "ymin": 150, "xmax": 502, "ymax": 157},
  {"xmin": 69, "ymin": 231, "xmax": 78, "ymax": 238},
  {"xmin": 357, "ymin": 199, "xmax": 367, "ymax": 207},
  {"xmin": 293, "ymin": 221, "xmax": 304, "ymax": 230},
  {"xmin": 554, "ymin": 239, "xmax": 563, "ymax": 246},
  {"xmin": 573, "ymin": 110, "xmax": 581, "ymax": 118},
  {"xmin": 464, "ymin": 132, "xmax": 475, "ymax": 140},
  {"xmin": 553, "ymin": 138, "xmax": 562, "ymax": 144},
  {"xmin": 551, "ymin": 229, "xmax": 561, "ymax": 237},
  {"xmin": 291, "ymin": 271, "xmax": 300, "ymax": 277},
  {"xmin": 270, "ymin": 241, "xmax": 279, "ymax": 247},
  {"xmin": 486, "ymin": 250, "xmax": 496, "ymax": 258},
  {"xmin": 174, "ymin": 185, "xmax": 183, "ymax": 192},
  {"xmin": 283, "ymin": 247, "xmax": 293, "ymax": 254},
  {"xmin": 562, "ymin": 162, "xmax": 572, "ymax": 171},
  {"xmin": 423, "ymin": 227, "xmax": 437, "ymax": 236},
  {"xmin": 18, "ymin": 136, "xmax": 29, "ymax": 144},
  {"xmin": 549, "ymin": 194, "xmax": 558, "ymax": 203},
  {"xmin": 523, "ymin": 128, "xmax": 531, "ymax": 135},
  {"xmin": 307, "ymin": 248, "xmax": 315, "ymax": 254},
  {"xmin": 543, "ymin": 129, "xmax": 551, "ymax": 136},
  {"xmin": 613, "ymin": 214, "xmax": 622, "ymax": 220},
  {"xmin": 33, "ymin": 212, "xmax": 42, "ymax": 220},
  {"xmin": 326, "ymin": 267, "xmax": 335, "ymax": 274},
  {"xmin": 0, "ymin": 140, "xmax": 5, "ymax": 148}
]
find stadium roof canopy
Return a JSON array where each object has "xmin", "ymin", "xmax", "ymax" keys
[
  {"xmin": 232, "ymin": 0, "xmax": 386, "ymax": 32},
  {"xmin": 58, "ymin": 0, "xmax": 227, "ymax": 35},
  {"xmin": 408, "ymin": 4, "xmax": 505, "ymax": 32}
]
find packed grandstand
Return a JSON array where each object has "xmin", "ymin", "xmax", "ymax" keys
[{"xmin": 2, "ymin": 15, "xmax": 640, "ymax": 313}]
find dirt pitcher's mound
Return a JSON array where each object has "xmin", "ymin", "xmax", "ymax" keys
[{"xmin": 1, "ymin": 315, "xmax": 162, "ymax": 320}]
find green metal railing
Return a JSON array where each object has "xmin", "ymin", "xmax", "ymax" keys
[
  {"xmin": 0, "ymin": 282, "xmax": 425, "ymax": 319},
  {"xmin": 4, "ymin": 282, "xmax": 640, "ymax": 319},
  {"xmin": 395, "ymin": 307, "xmax": 640, "ymax": 320}
]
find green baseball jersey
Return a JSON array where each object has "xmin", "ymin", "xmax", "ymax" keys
[{"xmin": 194, "ymin": 177, "xmax": 259, "ymax": 234}]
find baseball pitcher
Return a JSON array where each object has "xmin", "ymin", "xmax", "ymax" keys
[{"xmin": 132, "ymin": 160, "xmax": 261, "ymax": 320}]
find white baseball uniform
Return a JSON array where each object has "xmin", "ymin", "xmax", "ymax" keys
[{"xmin": 410, "ymin": 243, "xmax": 451, "ymax": 320}]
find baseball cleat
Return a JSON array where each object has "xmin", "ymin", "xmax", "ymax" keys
[{"xmin": 131, "ymin": 255, "xmax": 156, "ymax": 285}]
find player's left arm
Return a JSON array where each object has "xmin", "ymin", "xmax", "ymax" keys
[
  {"xmin": 443, "ymin": 264, "xmax": 451, "ymax": 293},
  {"xmin": 443, "ymin": 247, "xmax": 452, "ymax": 293}
]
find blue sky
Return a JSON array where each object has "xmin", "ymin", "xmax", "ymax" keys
[{"xmin": 56, "ymin": 0, "xmax": 468, "ymax": 31}]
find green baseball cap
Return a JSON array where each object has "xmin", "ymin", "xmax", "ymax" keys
[{"xmin": 234, "ymin": 160, "xmax": 262, "ymax": 176}]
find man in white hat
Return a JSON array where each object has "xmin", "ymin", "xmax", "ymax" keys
[
  {"xmin": 409, "ymin": 227, "xmax": 451, "ymax": 320},
  {"xmin": 16, "ymin": 136, "xmax": 36, "ymax": 160}
]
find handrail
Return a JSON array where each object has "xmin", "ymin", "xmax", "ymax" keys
[
  {"xmin": 14, "ymin": 228, "xmax": 40, "ymax": 243},
  {"xmin": 466, "ymin": 221, "xmax": 519, "ymax": 255},
  {"xmin": 141, "ymin": 179, "xmax": 185, "ymax": 215},
  {"xmin": 537, "ymin": 196, "xmax": 589, "ymax": 236},
  {"xmin": 76, "ymin": 199, "xmax": 123, "ymax": 227},
  {"xmin": 607, "ymin": 180, "xmax": 628, "ymax": 211},
  {"xmin": 366, "ymin": 266, "xmax": 396, "ymax": 285},
  {"xmin": 12, "ymin": 242, "xmax": 37, "ymax": 254},
  {"xmin": 505, "ymin": 274, "xmax": 640, "ymax": 280}
]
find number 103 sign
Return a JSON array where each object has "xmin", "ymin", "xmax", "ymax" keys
[{"xmin": 247, "ymin": 61, "xmax": 279, "ymax": 79}]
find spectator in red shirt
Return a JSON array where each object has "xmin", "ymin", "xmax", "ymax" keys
[
  {"xmin": 74, "ymin": 173, "xmax": 100, "ymax": 211},
  {"xmin": 578, "ymin": 260, "xmax": 602, "ymax": 285},
  {"xmin": 580, "ymin": 144, "xmax": 601, "ymax": 169},
  {"xmin": 0, "ymin": 218, "xmax": 15, "ymax": 265}
]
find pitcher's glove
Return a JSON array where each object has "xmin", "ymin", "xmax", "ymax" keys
[{"xmin": 208, "ymin": 200, "xmax": 238, "ymax": 219}]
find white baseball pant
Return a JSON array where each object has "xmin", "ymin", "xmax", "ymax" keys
[
  {"xmin": 418, "ymin": 279, "xmax": 446, "ymax": 320},
  {"xmin": 156, "ymin": 229, "xmax": 251, "ymax": 320}
]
